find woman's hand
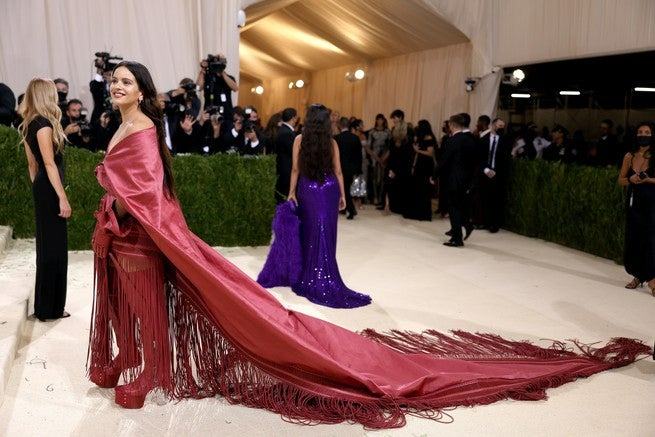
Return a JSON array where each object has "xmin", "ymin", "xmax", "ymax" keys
[
  {"xmin": 59, "ymin": 197, "xmax": 72, "ymax": 218},
  {"xmin": 287, "ymin": 194, "xmax": 298, "ymax": 206},
  {"xmin": 338, "ymin": 196, "xmax": 346, "ymax": 211},
  {"xmin": 630, "ymin": 174, "xmax": 646, "ymax": 184},
  {"xmin": 180, "ymin": 115, "xmax": 195, "ymax": 134}
]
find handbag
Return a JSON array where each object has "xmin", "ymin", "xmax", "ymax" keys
[{"xmin": 350, "ymin": 175, "xmax": 367, "ymax": 197}]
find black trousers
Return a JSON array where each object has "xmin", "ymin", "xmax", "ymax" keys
[
  {"xmin": 447, "ymin": 186, "xmax": 471, "ymax": 243},
  {"xmin": 343, "ymin": 173, "xmax": 355, "ymax": 215}
]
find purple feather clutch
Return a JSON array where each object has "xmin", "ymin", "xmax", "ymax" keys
[{"xmin": 257, "ymin": 201, "xmax": 302, "ymax": 287}]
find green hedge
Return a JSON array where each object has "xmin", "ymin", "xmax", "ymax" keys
[
  {"xmin": 0, "ymin": 125, "xmax": 276, "ymax": 249},
  {"xmin": 505, "ymin": 159, "xmax": 626, "ymax": 263},
  {"xmin": 1, "ymin": 125, "xmax": 628, "ymax": 262}
]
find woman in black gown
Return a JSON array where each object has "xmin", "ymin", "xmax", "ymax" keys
[
  {"xmin": 403, "ymin": 119, "xmax": 436, "ymax": 221},
  {"xmin": 618, "ymin": 121, "xmax": 655, "ymax": 296},
  {"xmin": 19, "ymin": 78, "xmax": 72, "ymax": 321},
  {"xmin": 383, "ymin": 109, "xmax": 413, "ymax": 214}
]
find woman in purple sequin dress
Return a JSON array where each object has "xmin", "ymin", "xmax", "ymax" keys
[{"xmin": 259, "ymin": 104, "xmax": 371, "ymax": 308}]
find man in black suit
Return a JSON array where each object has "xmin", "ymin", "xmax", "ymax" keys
[
  {"xmin": 595, "ymin": 118, "xmax": 621, "ymax": 168},
  {"xmin": 274, "ymin": 107, "xmax": 298, "ymax": 203},
  {"xmin": 334, "ymin": 117, "xmax": 362, "ymax": 219},
  {"xmin": 478, "ymin": 118, "xmax": 510, "ymax": 233},
  {"xmin": 435, "ymin": 113, "xmax": 478, "ymax": 247}
]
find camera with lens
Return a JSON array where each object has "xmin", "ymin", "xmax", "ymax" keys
[
  {"xmin": 75, "ymin": 108, "xmax": 92, "ymax": 135},
  {"xmin": 164, "ymin": 101, "xmax": 186, "ymax": 116},
  {"xmin": 181, "ymin": 81, "xmax": 197, "ymax": 98},
  {"xmin": 206, "ymin": 105, "xmax": 223, "ymax": 115},
  {"xmin": 206, "ymin": 54, "xmax": 227, "ymax": 75},
  {"xmin": 94, "ymin": 51, "xmax": 124, "ymax": 72},
  {"xmin": 243, "ymin": 120, "xmax": 256, "ymax": 133},
  {"xmin": 77, "ymin": 119, "xmax": 92, "ymax": 135}
]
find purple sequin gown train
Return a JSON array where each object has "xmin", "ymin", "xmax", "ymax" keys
[{"xmin": 258, "ymin": 174, "xmax": 371, "ymax": 308}]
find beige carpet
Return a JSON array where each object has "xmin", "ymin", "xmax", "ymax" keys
[{"xmin": 0, "ymin": 207, "xmax": 653, "ymax": 437}]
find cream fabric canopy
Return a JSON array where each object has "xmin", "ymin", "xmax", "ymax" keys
[
  {"xmin": 1, "ymin": 0, "xmax": 654, "ymax": 131},
  {"xmin": 240, "ymin": 0, "xmax": 469, "ymax": 80}
]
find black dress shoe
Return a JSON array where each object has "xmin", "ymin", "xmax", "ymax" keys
[
  {"xmin": 443, "ymin": 240, "xmax": 463, "ymax": 247},
  {"xmin": 36, "ymin": 311, "xmax": 70, "ymax": 322},
  {"xmin": 464, "ymin": 225, "xmax": 474, "ymax": 241},
  {"xmin": 347, "ymin": 214, "xmax": 354, "ymax": 220},
  {"xmin": 445, "ymin": 229, "xmax": 453, "ymax": 236},
  {"xmin": 489, "ymin": 227, "xmax": 499, "ymax": 233}
]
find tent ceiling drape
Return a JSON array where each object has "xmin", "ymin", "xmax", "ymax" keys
[
  {"xmin": 240, "ymin": 0, "xmax": 469, "ymax": 81},
  {"xmin": 2, "ymin": 0, "xmax": 654, "ymax": 133}
]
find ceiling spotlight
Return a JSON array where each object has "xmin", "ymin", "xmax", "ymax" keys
[
  {"xmin": 510, "ymin": 93, "xmax": 531, "ymax": 99},
  {"xmin": 559, "ymin": 90, "xmax": 580, "ymax": 96},
  {"xmin": 288, "ymin": 81, "xmax": 294, "ymax": 89},
  {"xmin": 354, "ymin": 69, "xmax": 365, "ymax": 80},
  {"xmin": 512, "ymin": 69, "xmax": 525, "ymax": 83},
  {"xmin": 254, "ymin": 85, "xmax": 264, "ymax": 95},
  {"xmin": 634, "ymin": 87, "xmax": 655, "ymax": 92},
  {"xmin": 465, "ymin": 78, "xmax": 477, "ymax": 93},
  {"xmin": 502, "ymin": 68, "xmax": 526, "ymax": 86},
  {"xmin": 295, "ymin": 79, "xmax": 304, "ymax": 88}
]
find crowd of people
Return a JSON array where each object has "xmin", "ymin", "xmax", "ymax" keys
[{"xmin": 6, "ymin": 57, "xmax": 653, "ymax": 426}]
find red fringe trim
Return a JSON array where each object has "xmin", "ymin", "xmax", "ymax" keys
[
  {"xmin": 88, "ymin": 231, "xmax": 653, "ymax": 429},
  {"xmin": 358, "ymin": 329, "xmax": 652, "ymax": 366}
]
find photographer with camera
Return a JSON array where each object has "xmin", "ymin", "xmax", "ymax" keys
[
  {"xmin": 196, "ymin": 53, "xmax": 238, "ymax": 133},
  {"xmin": 157, "ymin": 92, "xmax": 204, "ymax": 155},
  {"xmin": 195, "ymin": 105, "xmax": 226, "ymax": 154},
  {"xmin": 90, "ymin": 52, "xmax": 121, "ymax": 140},
  {"xmin": 166, "ymin": 78, "xmax": 201, "ymax": 118},
  {"xmin": 61, "ymin": 99, "xmax": 97, "ymax": 151},
  {"xmin": 224, "ymin": 108, "xmax": 265, "ymax": 156}
]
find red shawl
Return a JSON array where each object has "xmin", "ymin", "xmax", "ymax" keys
[{"xmin": 90, "ymin": 127, "xmax": 651, "ymax": 428}]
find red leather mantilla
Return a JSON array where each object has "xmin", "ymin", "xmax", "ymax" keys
[{"xmin": 88, "ymin": 126, "xmax": 651, "ymax": 428}]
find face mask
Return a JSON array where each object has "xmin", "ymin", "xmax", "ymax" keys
[
  {"xmin": 57, "ymin": 91, "xmax": 67, "ymax": 102},
  {"xmin": 496, "ymin": 128, "xmax": 505, "ymax": 136},
  {"xmin": 636, "ymin": 135, "xmax": 652, "ymax": 147}
]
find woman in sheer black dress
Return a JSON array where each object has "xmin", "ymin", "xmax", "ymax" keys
[
  {"xmin": 403, "ymin": 119, "xmax": 436, "ymax": 221},
  {"xmin": 618, "ymin": 121, "xmax": 655, "ymax": 296}
]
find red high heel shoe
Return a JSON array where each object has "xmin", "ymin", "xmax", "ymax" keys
[
  {"xmin": 89, "ymin": 362, "xmax": 121, "ymax": 389},
  {"xmin": 114, "ymin": 374, "xmax": 153, "ymax": 409}
]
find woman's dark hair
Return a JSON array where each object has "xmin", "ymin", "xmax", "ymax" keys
[
  {"xmin": 374, "ymin": 113, "xmax": 388, "ymax": 130},
  {"xmin": 415, "ymin": 119, "xmax": 434, "ymax": 139},
  {"xmin": 113, "ymin": 61, "xmax": 175, "ymax": 198},
  {"xmin": 349, "ymin": 118, "xmax": 363, "ymax": 131},
  {"xmin": 299, "ymin": 104, "xmax": 333, "ymax": 183},
  {"xmin": 631, "ymin": 121, "xmax": 655, "ymax": 157}
]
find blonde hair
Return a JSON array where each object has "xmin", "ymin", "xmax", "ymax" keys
[
  {"xmin": 19, "ymin": 78, "xmax": 67, "ymax": 153},
  {"xmin": 391, "ymin": 119, "xmax": 408, "ymax": 147}
]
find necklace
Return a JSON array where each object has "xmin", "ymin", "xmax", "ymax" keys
[{"xmin": 120, "ymin": 118, "xmax": 136, "ymax": 128}]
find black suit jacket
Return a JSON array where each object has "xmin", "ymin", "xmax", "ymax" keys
[
  {"xmin": 334, "ymin": 130, "xmax": 362, "ymax": 176},
  {"xmin": 435, "ymin": 131, "xmax": 477, "ymax": 192},
  {"xmin": 275, "ymin": 124, "xmax": 296, "ymax": 176},
  {"xmin": 478, "ymin": 133, "xmax": 510, "ymax": 179}
]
